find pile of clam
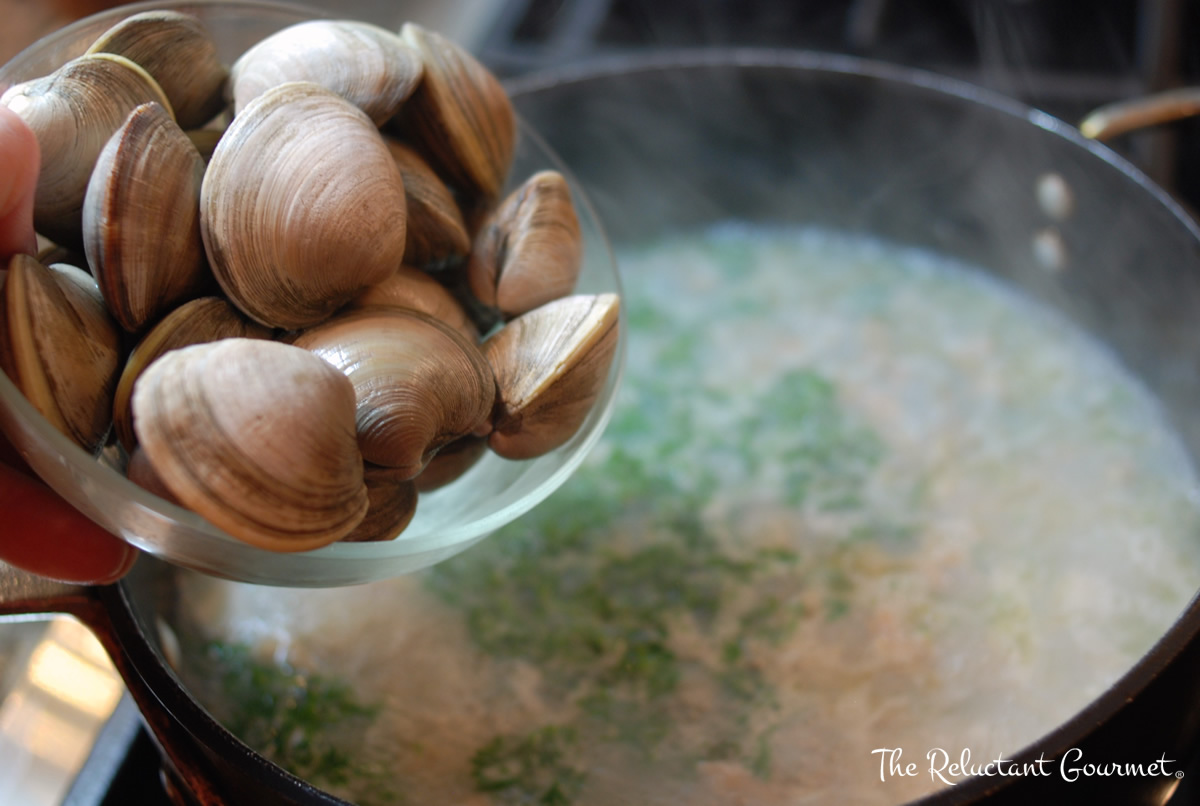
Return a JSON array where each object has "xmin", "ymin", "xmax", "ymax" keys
[{"xmin": 0, "ymin": 11, "xmax": 620, "ymax": 551}]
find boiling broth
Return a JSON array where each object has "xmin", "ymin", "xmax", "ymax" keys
[{"xmin": 179, "ymin": 225, "xmax": 1200, "ymax": 805}]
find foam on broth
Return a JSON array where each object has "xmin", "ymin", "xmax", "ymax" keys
[{"xmin": 178, "ymin": 225, "xmax": 1200, "ymax": 805}]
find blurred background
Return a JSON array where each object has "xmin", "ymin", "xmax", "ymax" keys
[
  {"xmin": 2, "ymin": 0, "xmax": 1200, "ymax": 804},
  {"xmin": 0, "ymin": 0, "xmax": 507, "ymax": 65},
  {"xmin": 3, "ymin": 0, "xmax": 1200, "ymax": 207}
]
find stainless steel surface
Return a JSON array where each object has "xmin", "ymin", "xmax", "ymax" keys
[
  {"xmin": 0, "ymin": 564, "xmax": 84, "ymax": 619},
  {"xmin": 0, "ymin": 616, "xmax": 123, "ymax": 805}
]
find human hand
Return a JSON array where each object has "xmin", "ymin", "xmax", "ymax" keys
[{"xmin": 0, "ymin": 104, "xmax": 137, "ymax": 584}]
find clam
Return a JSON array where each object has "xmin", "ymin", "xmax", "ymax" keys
[
  {"xmin": 0, "ymin": 18, "xmax": 623, "ymax": 564},
  {"xmin": 341, "ymin": 464, "xmax": 419, "ymax": 542},
  {"xmin": 131, "ymin": 338, "xmax": 369, "ymax": 551},
  {"xmin": 186, "ymin": 128, "xmax": 224, "ymax": 163},
  {"xmin": 396, "ymin": 23, "xmax": 516, "ymax": 202},
  {"xmin": 126, "ymin": 444, "xmax": 179, "ymax": 504},
  {"xmin": 350, "ymin": 264, "xmax": 477, "ymax": 342},
  {"xmin": 1, "ymin": 54, "xmax": 172, "ymax": 247},
  {"xmin": 200, "ymin": 81, "xmax": 407, "ymax": 329},
  {"xmin": 230, "ymin": 19, "xmax": 421, "ymax": 126},
  {"xmin": 0, "ymin": 256, "xmax": 121, "ymax": 452},
  {"xmin": 292, "ymin": 306, "xmax": 495, "ymax": 478},
  {"xmin": 86, "ymin": 10, "xmax": 228, "ymax": 129},
  {"xmin": 385, "ymin": 139, "xmax": 470, "ymax": 268},
  {"xmin": 485, "ymin": 293, "xmax": 620, "ymax": 460},
  {"xmin": 413, "ymin": 434, "xmax": 488, "ymax": 492},
  {"xmin": 112, "ymin": 296, "xmax": 272, "ymax": 452},
  {"xmin": 35, "ymin": 242, "xmax": 86, "ymax": 268},
  {"xmin": 468, "ymin": 170, "xmax": 583, "ymax": 319},
  {"xmin": 83, "ymin": 102, "xmax": 210, "ymax": 333}
]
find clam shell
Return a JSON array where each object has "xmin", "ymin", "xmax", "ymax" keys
[
  {"xmin": 35, "ymin": 242, "xmax": 86, "ymax": 268},
  {"xmin": 397, "ymin": 23, "xmax": 515, "ymax": 201},
  {"xmin": 468, "ymin": 170, "xmax": 583, "ymax": 319},
  {"xmin": 385, "ymin": 139, "xmax": 470, "ymax": 268},
  {"xmin": 83, "ymin": 102, "xmax": 211, "ymax": 333},
  {"xmin": 0, "ymin": 256, "xmax": 121, "ymax": 452},
  {"xmin": 126, "ymin": 444, "xmax": 179, "ymax": 504},
  {"xmin": 485, "ymin": 293, "xmax": 620, "ymax": 459},
  {"xmin": 112, "ymin": 296, "xmax": 272, "ymax": 452},
  {"xmin": 231, "ymin": 20, "xmax": 421, "ymax": 126},
  {"xmin": 86, "ymin": 10, "xmax": 228, "ymax": 129},
  {"xmin": 350, "ymin": 264, "xmax": 477, "ymax": 342},
  {"xmin": 413, "ymin": 433, "xmax": 487, "ymax": 492},
  {"xmin": 340, "ymin": 464, "xmax": 418, "ymax": 542},
  {"xmin": 1, "ymin": 54, "xmax": 172, "ymax": 247},
  {"xmin": 200, "ymin": 81, "xmax": 407, "ymax": 329},
  {"xmin": 292, "ymin": 306, "xmax": 495, "ymax": 478},
  {"xmin": 186, "ymin": 128, "xmax": 223, "ymax": 163},
  {"xmin": 131, "ymin": 338, "xmax": 369, "ymax": 551}
]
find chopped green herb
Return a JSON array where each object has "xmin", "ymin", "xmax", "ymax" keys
[
  {"xmin": 607, "ymin": 405, "xmax": 655, "ymax": 441},
  {"xmin": 718, "ymin": 661, "xmax": 770, "ymax": 705},
  {"xmin": 472, "ymin": 726, "xmax": 585, "ymax": 805},
  {"xmin": 578, "ymin": 688, "xmax": 674, "ymax": 753},
  {"xmin": 750, "ymin": 726, "xmax": 778, "ymax": 779},
  {"xmin": 738, "ymin": 595, "xmax": 807, "ymax": 645},
  {"xmin": 625, "ymin": 298, "xmax": 670, "ymax": 332},
  {"xmin": 742, "ymin": 369, "xmax": 884, "ymax": 511},
  {"xmin": 659, "ymin": 328, "xmax": 700, "ymax": 366},
  {"xmin": 825, "ymin": 597, "xmax": 852, "ymax": 621},
  {"xmin": 428, "ymin": 359, "xmax": 919, "ymax": 799},
  {"xmin": 849, "ymin": 518, "xmax": 918, "ymax": 545},
  {"xmin": 196, "ymin": 642, "xmax": 399, "ymax": 803},
  {"xmin": 601, "ymin": 638, "xmax": 680, "ymax": 697}
]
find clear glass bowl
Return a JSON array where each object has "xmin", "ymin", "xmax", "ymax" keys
[{"xmin": 0, "ymin": 0, "xmax": 625, "ymax": 587}]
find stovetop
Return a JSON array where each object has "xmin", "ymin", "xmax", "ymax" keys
[
  {"xmin": 12, "ymin": 0, "xmax": 1200, "ymax": 804},
  {"xmin": 477, "ymin": 0, "xmax": 1200, "ymax": 213}
]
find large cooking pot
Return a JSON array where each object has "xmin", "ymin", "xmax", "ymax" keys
[{"xmin": 5, "ymin": 50, "xmax": 1200, "ymax": 806}]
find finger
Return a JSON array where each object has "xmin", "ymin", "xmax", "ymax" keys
[
  {"xmin": 0, "ymin": 108, "xmax": 133, "ymax": 585},
  {"xmin": 0, "ymin": 428, "xmax": 32, "ymax": 474},
  {"xmin": 0, "ymin": 462, "xmax": 137, "ymax": 585},
  {"xmin": 0, "ymin": 104, "xmax": 40, "ymax": 260}
]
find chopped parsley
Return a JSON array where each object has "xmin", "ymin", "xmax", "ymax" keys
[
  {"xmin": 421, "ymin": 352, "xmax": 926, "ymax": 802},
  {"xmin": 195, "ymin": 641, "xmax": 400, "ymax": 803},
  {"xmin": 743, "ymin": 369, "xmax": 884, "ymax": 511},
  {"xmin": 190, "ymin": 359, "xmax": 915, "ymax": 805},
  {"xmin": 471, "ymin": 726, "xmax": 585, "ymax": 805}
]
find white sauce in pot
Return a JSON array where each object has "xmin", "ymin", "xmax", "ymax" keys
[{"xmin": 179, "ymin": 225, "xmax": 1200, "ymax": 805}]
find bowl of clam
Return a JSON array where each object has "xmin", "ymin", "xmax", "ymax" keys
[{"xmin": 0, "ymin": 0, "xmax": 625, "ymax": 587}]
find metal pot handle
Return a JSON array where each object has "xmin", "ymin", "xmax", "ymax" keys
[
  {"xmin": 0, "ymin": 561, "xmax": 230, "ymax": 805},
  {"xmin": 1080, "ymin": 86, "xmax": 1200, "ymax": 141},
  {"xmin": 0, "ymin": 560, "xmax": 95, "ymax": 618}
]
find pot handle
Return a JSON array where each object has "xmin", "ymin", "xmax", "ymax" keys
[
  {"xmin": 0, "ymin": 560, "xmax": 96, "ymax": 619},
  {"xmin": 1080, "ymin": 86, "xmax": 1200, "ymax": 141},
  {"xmin": 0, "ymin": 560, "xmax": 232, "ymax": 805}
]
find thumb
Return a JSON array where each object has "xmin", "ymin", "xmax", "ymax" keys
[
  {"xmin": 0, "ymin": 107, "xmax": 134, "ymax": 585},
  {"xmin": 0, "ymin": 103, "xmax": 40, "ymax": 260}
]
